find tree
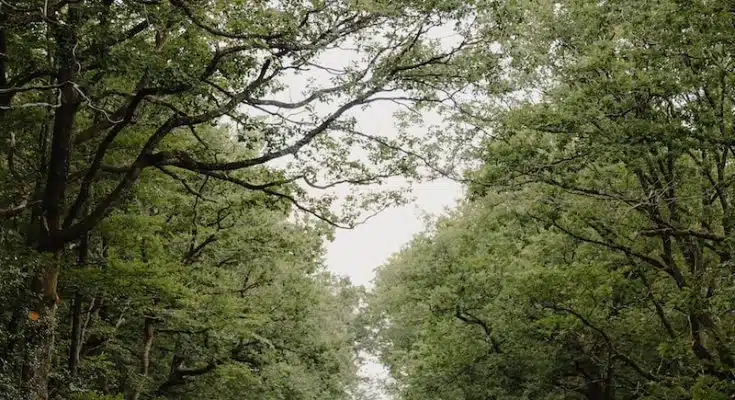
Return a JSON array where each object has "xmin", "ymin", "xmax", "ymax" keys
[
  {"xmin": 468, "ymin": 0, "xmax": 735, "ymax": 383},
  {"xmin": 0, "ymin": 0, "xmax": 482, "ymax": 397},
  {"xmin": 367, "ymin": 0, "xmax": 735, "ymax": 399},
  {"xmin": 3, "ymin": 129, "xmax": 366, "ymax": 399}
]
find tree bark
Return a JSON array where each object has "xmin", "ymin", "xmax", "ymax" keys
[
  {"xmin": 0, "ymin": 20, "xmax": 10, "ymax": 110},
  {"xmin": 141, "ymin": 317, "xmax": 155, "ymax": 377},
  {"xmin": 22, "ymin": 253, "xmax": 61, "ymax": 400},
  {"xmin": 68, "ymin": 293, "xmax": 83, "ymax": 377},
  {"xmin": 21, "ymin": 3, "xmax": 82, "ymax": 397},
  {"xmin": 69, "ymin": 231, "xmax": 89, "ymax": 377},
  {"xmin": 131, "ymin": 317, "xmax": 156, "ymax": 400}
]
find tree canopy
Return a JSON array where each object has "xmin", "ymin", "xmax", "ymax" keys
[
  {"xmin": 367, "ymin": 0, "xmax": 735, "ymax": 399},
  {"xmin": 5, "ymin": 0, "xmax": 735, "ymax": 399},
  {"xmin": 0, "ymin": 0, "xmax": 488, "ymax": 398}
]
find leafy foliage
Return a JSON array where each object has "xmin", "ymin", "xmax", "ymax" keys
[
  {"xmin": 0, "ymin": 0, "xmax": 488, "ymax": 398},
  {"xmin": 6, "ymin": 0, "xmax": 735, "ymax": 399},
  {"xmin": 368, "ymin": 1, "xmax": 735, "ymax": 399}
]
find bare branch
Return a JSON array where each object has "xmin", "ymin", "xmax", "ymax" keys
[{"xmin": 0, "ymin": 200, "xmax": 39, "ymax": 217}]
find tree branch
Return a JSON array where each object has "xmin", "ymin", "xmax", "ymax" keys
[{"xmin": 542, "ymin": 303, "xmax": 659, "ymax": 382}]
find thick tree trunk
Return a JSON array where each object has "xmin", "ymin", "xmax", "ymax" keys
[
  {"xmin": 20, "ymin": 4, "xmax": 82, "ymax": 397},
  {"xmin": 22, "ymin": 254, "xmax": 61, "ymax": 400}
]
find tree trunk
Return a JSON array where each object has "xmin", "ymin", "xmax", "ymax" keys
[
  {"xmin": 141, "ymin": 317, "xmax": 155, "ymax": 377},
  {"xmin": 0, "ymin": 22, "xmax": 10, "ymax": 110},
  {"xmin": 22, "ymin": 254, "xmax": 61, "ymax": 400},
  {"xmin": 131, "ymin": 317, "xmax": 156, "ymax": 400},
  {"xmin": 21, "ymin": 4, "xmax": 82, "ymax": 397},
  {"xmin": 68, "ymin": 293, "xmax": 83, "ymax": 377},
  {"xmin": 68, "ymin": 234, "xmax": 89, "ymax": 377}
]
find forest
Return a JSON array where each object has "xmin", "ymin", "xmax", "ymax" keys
[{"xmin": 1, "ymin": 0, "xmax": 734, "ymax": 399}]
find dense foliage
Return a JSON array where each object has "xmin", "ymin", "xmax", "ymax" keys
[
  {"xmin": 1, "ymin": 135, "xmax": 366, "ymax": 399},
  {"xmin": 5, "ymin": 0, "xmax": 735, "ymax": 399},
  {"xmin": 368, "ymin": 0, "xmax": 735, "ymax": 399},
  {"xmin": 0, "ymin": 0, "xmax": 483, "ymax": 399}
]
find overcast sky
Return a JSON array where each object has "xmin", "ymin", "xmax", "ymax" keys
[{"xmin": 326, "ymin": 178, "xmax": 462, "ymax": 287}]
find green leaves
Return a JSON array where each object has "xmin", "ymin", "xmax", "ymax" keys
[
  {"xmin": 366, "ymin": 1, "xmax": 735, "ymax": 399},
  {"xmin": 48, "ymin": 164, "xmax": 364, "ymax": 399}
]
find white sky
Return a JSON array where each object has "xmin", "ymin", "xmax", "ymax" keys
[{"xmin": 326, "ymin": 178, "xmax": 462, "ymax": 287}]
